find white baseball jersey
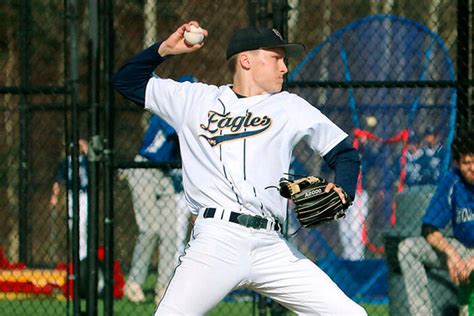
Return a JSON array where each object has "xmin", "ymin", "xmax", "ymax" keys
[{"xmin": 145, "ymin": 78, "xmax": 347, "ymax": 221}]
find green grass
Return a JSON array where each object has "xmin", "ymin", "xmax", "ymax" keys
[
  {"xmin": 0, "ymin": 297, "xmax": 388, "ymax": 315},
  {"xmin": 0, "ymin": 274, "xmax": 389, "ymax": 315}
]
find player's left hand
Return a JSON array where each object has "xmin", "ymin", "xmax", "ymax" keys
[
  {"xmin": 158, "ymin": 21, "xmax": 208, "ymax": 57},
  {"xmin": 279, "ymin": 176, "xmax": 352, "ymax": 228}
]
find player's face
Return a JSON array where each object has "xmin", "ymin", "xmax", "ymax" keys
[
  {"xmin": 424, "ymin": 134, "xmax": 438, "ymax": 148},
  {"xmin": 458, "ymin": 154, "xmax": 474, "ymax": 185},
  {"xmin": 250, "ymin": 48, "xmax": 288, "ymax": 94}
]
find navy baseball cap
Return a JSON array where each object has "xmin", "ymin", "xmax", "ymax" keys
[
  {"xmin": 226, "ymin": 26, "xmax": 305, "ymax": 60},
  {"xmin": 424, "ymin": 126, "xmax": 438, "ymax": 135}
]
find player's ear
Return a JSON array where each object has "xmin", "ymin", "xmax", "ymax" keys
[{"xmin": 239, "ymin": 52, "xmax": 251, "ymax": 70}]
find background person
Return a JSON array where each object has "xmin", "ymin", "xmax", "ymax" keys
[
  {"xmin": 396, "ymin": 130, "xmax": 444, "ymax": 188},
  {"xmin": 419, "ymin": 126, "xmax": 446, "ymax": 185},
  {"xmin": 50, "ymin": 138, "xmax": 89, "ymax": 261},
  {"xmin": 404, "ymin": 131, "xmax": 425, "ymax": 187},
  {"xmin": 397, "ymin": 134, "xmax": 474, "ymax": 316},
  {"xmin": 122, "ymin": 104, "xmax": 192, "ymax": 304}
]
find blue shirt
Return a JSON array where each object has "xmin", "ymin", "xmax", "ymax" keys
[
  {"xmin": 419, "ymin": 144, "xmax": 446, "ymax": 184},
  {"xmin": 56, "ymin": 154, "xmax": 88, "ymax": 192},
  {"xmin": 138, "ymin": 114, "xmax": 183, "ymax": 192},
  {"xmin": 405, "ymin": 148, "xmax": 426, "ymax": 186},
  {"xmin": 422, "ymin": 169, "xmax": 474, "ymax": 247},
  {"xmin": 138, "ymin": 114, "xmax": 180, "ymax": 164},
  {"xmin": 404, "ymin": 145, "xmax": 446, "ymax": 187}
]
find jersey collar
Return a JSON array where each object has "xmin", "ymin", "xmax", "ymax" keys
[{"xmin": 219, "ymin": 85, "xmax": 273, "ymax": 109}]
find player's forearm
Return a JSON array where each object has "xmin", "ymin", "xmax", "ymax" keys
[
  {"xmin": 111, "ymin": 42, "xmax": 167, "ymax": 106},
  {"xmin": 425, "ymin": 230, "xmax": 458, "ymax": 257},
  {"xmin": 322, "ymin": 139, "xmax": 360, "ymax": 200}
]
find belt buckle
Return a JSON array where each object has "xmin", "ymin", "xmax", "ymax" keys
[
  {"xmin": 250, "ymin": 215, "xmax": 264, "ymax": 229},
  {"xmin": 237, "ymin": 214, "xmax": 264, "ymax": 229}
]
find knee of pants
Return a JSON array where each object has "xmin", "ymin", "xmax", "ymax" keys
[
  {"xmin": 397, "ymin": 238, "xmax": 416, "ymax": 262},
  {"xmin": 459, "ymin": 305, "xmax": 468, "ymax": 316}
]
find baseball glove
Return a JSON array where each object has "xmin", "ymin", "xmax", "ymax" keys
[{"xmin": 279, "ymin": 176, "xmax": 351, "ymax": 228}]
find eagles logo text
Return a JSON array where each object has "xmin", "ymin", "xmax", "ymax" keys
[{"xmin": 199, "ymin": 111, "xmax": 272, "ymax": 146}]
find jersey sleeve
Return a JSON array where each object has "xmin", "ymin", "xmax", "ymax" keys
[
  {"xmin": 287, "ymin": 95, "xmax": 348, "ymax": 156},
  {"xmin": 111, "ymin": 43, "xmax": 165, "ymax": 107},
  {"xmin": 422, "ymin": 171, "xmax": 456, "ymax": 229},
  {"xmin": 145, "ymin": 79, "xmax": 213, "ymax": 133}
]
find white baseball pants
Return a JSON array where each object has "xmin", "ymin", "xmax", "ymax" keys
[
  {"xmin": 155, "ymin": 211, "xmax": 367, "ymax": 315},
  {"xmin": 68, "ymin": 191, "xmax": 88, "ymax": 260}
]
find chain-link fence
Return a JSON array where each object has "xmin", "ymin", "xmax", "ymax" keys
[{"xmin": 0, "ymin": 0, "xmax": 473, "ymax": 315}]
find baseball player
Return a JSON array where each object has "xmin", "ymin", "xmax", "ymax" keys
[
  {"xmin": 50, "ymin": 138, "xmax": 89, "ymax": 261},
  {"xmin": 113, "ymin": 21, "xmax": 366, "ymax": 315},
  {"xmin": 122, "ymin": 110, "xmax": 191, "ymax": 304},
  {"xmin": 420, "ymin": 126, "xmax": 446, "ymax": 184},
  {"xmin": 398, "ymin": 135, "xmax": 474, "ymax": 315},
  {"xmin": 404, "ymin": 131, "xmax": 425, "ymax": 186}
]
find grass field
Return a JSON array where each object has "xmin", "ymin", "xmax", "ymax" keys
[
  {"xmin": 0, "ymin": 274, "xmax": 389, "ymax": 315},
  {"xmin": 0, "ymin": 299, "xmax": 388, "ymax": 316}
]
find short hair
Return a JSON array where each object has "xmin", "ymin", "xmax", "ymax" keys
[
  {"xmin": 227, "ymin": 54, "xmax": 238, "ymax": 76},
  {"xmin": 452, "ymin": 131, "xmax": 474, "ymax": 162}
]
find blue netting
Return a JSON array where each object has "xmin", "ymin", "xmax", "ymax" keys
[
  {"xmin": 289, "ymin": 14, "xmax": 456, "ymax": 174},
  {"xmin": 287, "ymin": 16, "xmax": 457, "ymax": 304}
]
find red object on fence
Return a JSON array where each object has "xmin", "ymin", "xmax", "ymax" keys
[
  {"xmin": 58, "ymin": 246, "xmax": 124, "ymax": 299},
  {"xmin": 0, "ymin": 246, "xmax": 124, "ymax": 299}
]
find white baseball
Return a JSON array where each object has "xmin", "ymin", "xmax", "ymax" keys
[
  {"xmin": 184, "ymin": 25, "xmax": 205, "ymax": 45},
  {"xmin": 366, "ymin": 116, "xmax": 377, "ymax": 127}
]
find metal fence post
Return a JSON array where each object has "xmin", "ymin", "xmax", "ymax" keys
[
  {"xmin": 19, "ymin": 0, "xmax": 31, "ymax": 267},
  {"xmin": 87, "ymin": 0, "xmax": 101, "ymax": 315},
  {"xmin": 103, "ymin": 0, "xmax": 115, "ymax": 313},
  {"xmin": 456, "ymin": 0, "xmax": 472, "ymax": 132},
  {"xmin": 66, "ymin": 0, "xmax": 82, "ymax": 314}
]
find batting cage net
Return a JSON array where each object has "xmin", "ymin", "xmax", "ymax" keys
[{"xmin": 0, "ymin": 0, "xmax": 472, "ymax": 315}]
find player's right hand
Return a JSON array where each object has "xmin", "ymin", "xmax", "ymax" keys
[
  {"xmin": 324, "ymin": 182, "xmax": 348, "ymax": 204},
  {"xmin": 158, "ymin": 21, "xmax": 208, "ymax": 57}
]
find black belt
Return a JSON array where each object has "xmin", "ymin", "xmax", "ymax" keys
[{"xmin": 203, "ymin": 208, "xmax": 281, "ymax": 232}]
